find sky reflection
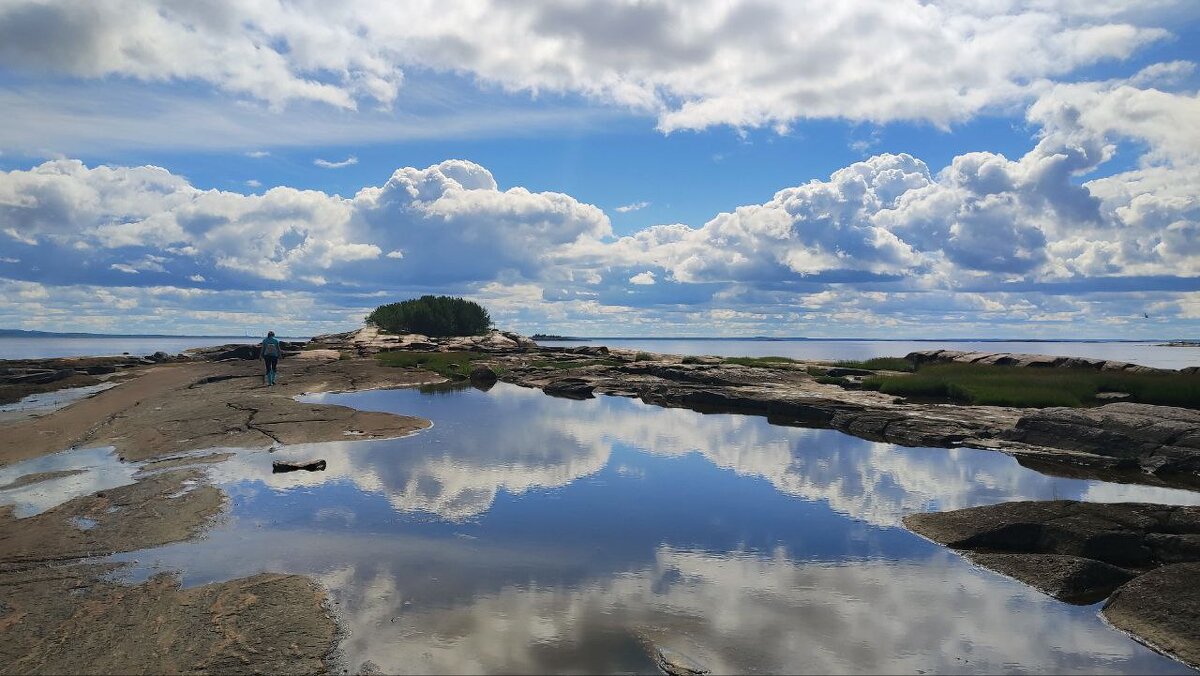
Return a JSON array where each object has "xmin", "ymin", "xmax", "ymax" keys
[{"xmin": 87, "ymin": 384, "xmax": 1200, "ymax": 673}]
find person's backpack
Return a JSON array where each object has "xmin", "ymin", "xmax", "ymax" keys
[{"xmin": 263, "ymin": 340, "xmax": 281, "ymax": 358}]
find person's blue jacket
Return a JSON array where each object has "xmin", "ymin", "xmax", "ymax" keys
[{"xmin": 261, "ymin": 335, "xmax": 282, "ymax": 358}]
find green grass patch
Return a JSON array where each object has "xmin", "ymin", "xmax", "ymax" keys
[
  {"xmin": 634, "ymin": 352, "xmax": 655, "ymax": 362},
  {"xmin": 862, "ymin": 363, "xmax": 1200, "ymax": 409},
  {"xmin": 376, "ymin": 351, "xmax": 483, "ymax": 380},
  {"xmin": 530, "ymin": 358, "xmax": 623, "ymax": 370},
  {"xmin": 724, "ymin": 356, "xmax": 799, "ymax": 367},
  {"xmin": 834, "ymin": 357, "xmax": 915, "ymax": 372}
]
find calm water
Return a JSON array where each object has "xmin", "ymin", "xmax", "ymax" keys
[
  {"xmin": 7, "ymin": 383, "xmax": 1196, "ymax": 673},
  {"xmin": 541, "ymin": 339, "xmax": 1199, "ymax": 369},
  {"xmin": 0, "ymin": 336, "xmax": 264, "ymax": 360}
]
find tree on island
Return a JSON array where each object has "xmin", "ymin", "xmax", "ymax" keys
[{"xmin": 366, "ymin": 295, "xmax": 492, "ymax": 337}]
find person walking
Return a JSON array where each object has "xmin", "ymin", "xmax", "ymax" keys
[{"xmin": 261, "ymin": 330, "xmax": 282, "ymax": 385}]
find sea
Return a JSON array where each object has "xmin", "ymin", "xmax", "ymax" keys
[
  {"xmin": 538, "ymin": 338, "xmax": 1199, "ymax": 370},
  {"xmin": 0, "ymin": 336, "xmax": 302, "ymax": 360},
  {"xmin": 2, "ymin": 335, "xmax": 1196, "ymax": 369}
]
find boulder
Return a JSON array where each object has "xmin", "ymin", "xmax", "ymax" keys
[
  {"xmin": 542, "ymin": 378, "xmax": 596, "ymax": 399},
  {"xmin": 469, "ymin": 366, "xmax": 498, "ymax": 385},
  {"xmin": 213, "ymin": 345, "xmax": 259, "ymax": 361}
]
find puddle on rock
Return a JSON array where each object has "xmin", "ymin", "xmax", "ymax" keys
[
  {"xmin": 0, "ymin": 383, "xmax": 118, "ymax": 421},
  {"xmin": 47, "ymin": 383, "xmax": 1200, "ymax": 673},
  {"xmin": 0, "ymin": 446, "xmax": 138, "ymax": 517}
]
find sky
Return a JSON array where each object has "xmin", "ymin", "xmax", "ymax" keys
[{"xmin": 0, "ymin": 1, "xmax": 1198, "ymax": 338}]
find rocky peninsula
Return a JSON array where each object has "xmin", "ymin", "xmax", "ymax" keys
[{"xmin": 1, "ymin": 328, "xmax": 1198, "ymax": 672}]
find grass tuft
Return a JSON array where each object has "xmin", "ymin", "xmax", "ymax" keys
[
  {"xmin": 724, "ymin": 356, "xmax": 799, "ymax": 367},
  {"xmin": 834, "ymin": 357, "xmax": 915, "ymax": 372},
  {"xmin": 376, "ymin": 351, "xmax": 483, "ymax": 380}
]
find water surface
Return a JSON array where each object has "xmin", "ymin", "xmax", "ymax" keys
[
  {"xmin": 540, "ymin": 338, "xmax": 1199, "ymax": 369},
  {"xmin": 38, "ymin": 383, "xmax": 1187, "ymax": 674}
]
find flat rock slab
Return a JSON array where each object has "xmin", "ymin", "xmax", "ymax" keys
[
  {"xmin": 965, "ymin": 552, "xmax": 1135, "ymax": 604},
  {"xmin": 0, "ymin": 564, "xmax": 336, "ymax": 675},
  {"xmin": 1005, "ymin": 403, "xmax": 1200, "ymax": 474},
  {"xmin": 1103, "ymin": 562, "xmax": 1200, "ymax": 669},
  {"xmin": 903, "ymin": 500, "xmax": 1200, "ymax": 569},
  {"xmin": 906, "ymin": 500, "xmax": 1200, "ymax": 669}
]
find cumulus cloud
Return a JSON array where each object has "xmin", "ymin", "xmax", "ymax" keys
[
  {"xmin": 1, "ymin": 71, "xmax": 1197, "ymax": 335},
  {"xmin": 0, "ymin": 0, "xmax": 1187, "ymax": 132}
]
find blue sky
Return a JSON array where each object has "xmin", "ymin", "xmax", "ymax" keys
[{"xmin": 0, "ymin": 0, "xmax": 1198, "ymax": 338}]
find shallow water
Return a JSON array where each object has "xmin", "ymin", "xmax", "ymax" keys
[
  {"xmin": 540, "ymin": 338, "xmax": 1200, "ymax": 369},
  {"xmin": 6, "ymin": 383, "xmax": 1198, "ymax": 673},
  {"xmin": 0, "ymin": 382, "xmax": 117, "ymax": 421}
]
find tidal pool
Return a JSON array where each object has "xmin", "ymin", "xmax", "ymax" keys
[{"xmin": 83, "ymin": 383, "xmax": 1199, "ymax": 674}]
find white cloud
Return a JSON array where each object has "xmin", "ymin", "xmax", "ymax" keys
[
  {"xmin": 188, "ymin": 274, "xmax": 205, "ymax": 282},
  {"xmin": 629, "ymin": 271, "xmax": 656, "ymax": 285},
  {"xmin": 245, "ymin": 179, "xmax": 261, "ymax": 188},
  {"xmin": 615, "ymin": 201, "xmax": 650, "ymax": 213},
  {"xmin": 109, "ymin": 263, "xmax": 137, "ymax": 274},
  {"xmin": 0, "ymin": 1, "xmax": 1187, "ymax": 132},
  {"xmin": 244, "ymin": 150, "xmax": 270, "ymax": 158},
  {"xmin": 314, "ymin": 156, "xmax": 358, "ymax": 169}
]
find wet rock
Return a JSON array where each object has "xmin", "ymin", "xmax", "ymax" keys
[
  {"xmin": 272, "ymin": 459, "xmax": 327, "ymax": 473},
  {"xmin": 965, "ymin": 552, "xmax": 1135, "ymax": 604},
  {"xmin": 469, "ymin": 366, "xmax": 498, "ymax": 385},
  {"xmin": 543, "ymin": 378, "xmax": 596, "ymax": 399},
  {"xmin": 147, "ymin": 351, "xmax": 172, "ymax": 362},
  {"xmin": 1103, "ymin": 562, "xmax": 1200, "ymax": 669},
  {"xmin": 4, "ymin": 368, "xmax": 75, "ymax": 385},
  {"xmin": 1003, "ymin": 403, "xmax": 1200, "ymax": 475},
  {"xmin": 904, "ymin": 501, "xmax": 1200, "ymax": 569},
  {"xmin": 906, "ymin": 500, "xmax": 1200, "ymax": 665},
  {"xmin": 653, "ymin": 646, "xmax": 709, "ymax": 676},
  {"xmin": 830, "ymin": 409, "xmax": 991, "ymax": 447}
]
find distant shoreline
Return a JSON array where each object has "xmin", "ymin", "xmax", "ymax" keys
[
  {"xmin": 534, "ymin": 336, "xmax": 1172, "ymax": 343},
  {"xmin": 0, "ymin": 330, "xmax": 302, "ymax": 340}
]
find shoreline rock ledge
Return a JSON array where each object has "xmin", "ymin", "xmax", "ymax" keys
[{"xmin": 904, "ymin": 500, "xmax": 1200, "ymax": 668}]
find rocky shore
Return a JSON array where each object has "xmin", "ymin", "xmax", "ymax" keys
[
  {"xmin": 1, "ymin": 328, "xmax": 1198, "ymax": 671},
  {"xmin": 905, "ymin": 500, "xmax": 1200, "ymax": 666}
]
